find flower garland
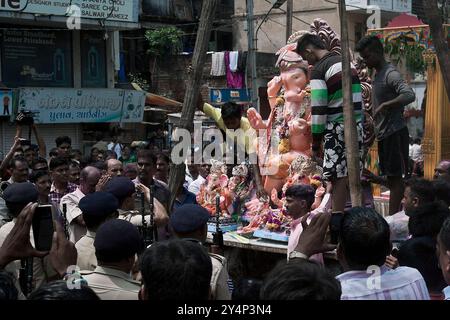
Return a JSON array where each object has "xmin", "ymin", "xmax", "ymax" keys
[{"xmin": 273, "ymin": 91, "xmax": 309, "ymax": 154}]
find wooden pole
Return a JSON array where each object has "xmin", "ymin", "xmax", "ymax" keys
[
  {"xmin": 286, "ymin": 0, "xmax": 293, "ymax": 43},
  {"xmin": 338, "ymin": 0, "xmax": 362, "ymax": 206},
  {"xmin": 167, "ymin": 0, "xmax": 219, "ymax": 211}
]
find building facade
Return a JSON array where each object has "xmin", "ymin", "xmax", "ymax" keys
[{"xmin": 0, "ymin": 0, "xmax": 143, "ymax": 158}]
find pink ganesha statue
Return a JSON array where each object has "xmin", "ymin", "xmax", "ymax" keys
[
  {"xmin": 241, "ymin": 155, "xmax": 325, "ymax": 234},
  {"xmin": 228, "ymin": 163, "xmax": 254, "ymax": 201},
  {"xmin": 247, "ymin": 34, "xmax": 313, "ymax": 194},
  {"xmin": 196, "ymin": 160, "xmax": 233, "ymax": 217}
]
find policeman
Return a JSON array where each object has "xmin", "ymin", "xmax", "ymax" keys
[
  {"xmin": 104, "ymin": 176, "xmax": 139, "ymax": 223},
  {"xmin": 169, "ymin": 204, "xmax": 232, "ymax": 300},
  {"xmin": 75, "ymin": 192, "xmax": 119, "ymax": 271},
  {"xmin": 80, "ymin": 219, "xmax": 143, "ymax": 300},
  {"xmin": 105, "ymin": 176, "xmax": 166, "ymax": 229},
  {"xmin": 0, "ymin": 183, "xmax": 55, "ymax": 296}
]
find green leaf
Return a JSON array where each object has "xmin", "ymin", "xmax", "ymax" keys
[{"xmin": 145, "ymin": 27, "xmax": 184, "ymax": 57}]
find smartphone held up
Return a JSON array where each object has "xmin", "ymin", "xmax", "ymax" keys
[{"xmin": 32, "ymin": 204, "xmax": 54, "ymax": 252}]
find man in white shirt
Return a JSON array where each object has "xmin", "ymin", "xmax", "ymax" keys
[
  {"xmin": 188, "ymin": 163, "xmax": 210, "ymax": 195},
  {"xmin": 437, "ymin": 217, "xmax": 450, "ymax": 300},
  {"xmin": 60, "ymin": 166, "xmax": 101, "ymax": 243},
  {"xmin": 385, "ymin": 177, "xmax": 434, "ymax": 243},
  {"xmin": 290, "ymin": 207, "xmax": 430, "ymax": 300},
  {"xmin": 410, "ymin": 139, "xmax": 423, "ymax": 163},
  {"xmin": 410, "ymin": 138, "xmax": 423, "ymax": 175},
  {"xmin": 338, "ymin": 207, "xmax": 429, "ymax": 300},
  {"xmin": 107, "ymin": 135, "xmax": 123, "ymax": 160}
]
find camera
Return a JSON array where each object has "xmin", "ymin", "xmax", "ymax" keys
[{"xmin": 15, "ymin": 110, "xmax": 38, "ymax": 126}]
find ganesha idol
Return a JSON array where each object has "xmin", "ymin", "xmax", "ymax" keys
[
  {"xmin": 241, "ymin": 155, "xmax": 325, "ymax": 236},
  {"xmin": 271, "ymin": 154, "xmax": 325, "ymax": 210},
  {"xmin": 228, "ymin": 163, "xmax": 253, "ymax": 201},
  {"xmin": 247, "ymin": 34, "xmax": 313, "ymax": 194},
  {"xmin": 196, "ymin": 160, "xmax": 233, "ymax": 217}
]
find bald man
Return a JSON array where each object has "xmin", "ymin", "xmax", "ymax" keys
[
  {"xmin": 434, "ymin": 160, "xmax": 450, "ymax": 182},
  {"xmin": 61, "ymin": 166, "xmax": 102, "ymax": 243},
  {"xmin": 107, "ymin": 159, "xmax": 123, "ymax": 177}
]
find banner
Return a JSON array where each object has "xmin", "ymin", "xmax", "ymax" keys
[
  {"xmin": 81, "ymin": 31, "xmax": 107, "ymax": 88},
  {"xmin": 18, "ymin": 88, "xmax": 145, "ymax": 123},
  {"xmin": 345, "ymin": 0, "xmax": 368, "ymax": 11},
  {"xmin": 392, "ymin": 0, "xmax": 412, "ymax": 13},
  {"xmin": 1, "ymin": 30, "xmax": 73, "ymax": 87},
  {"xmin": 0, "ymin": 0, "xmax": 140, "ymax": 23},
  {"xmin": 210, "ymin": 88, "xmax": 251, "ymax": 104},
  {"xmin": 0, "ymin": 89, "xmax": 13, "ymax": 120}
]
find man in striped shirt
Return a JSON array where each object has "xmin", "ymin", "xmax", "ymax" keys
[{"xmin": 296, "ymin": 34, "xmax": 364, "ymax": 213}]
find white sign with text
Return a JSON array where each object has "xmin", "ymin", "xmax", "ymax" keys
[
  {"xmin": 18, "ymin": 88, "xmax": 145, "ymax": 123},
  {"xmin": 0, "ymin": 0, "xmax": 139, "ymax": 23}
]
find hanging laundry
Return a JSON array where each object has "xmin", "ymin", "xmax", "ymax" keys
[
  {"xmin": 224, "ymin": 51, "xmax": 245, "ymax": 89},
  {"xmin": 229, "ymin": 51, "xmax": 239, "ymax": 72},
  {"xmin": 210, "ymin": 52, "xmax": 226, "ymax": 76},
  {"xmin": 237, "ymin": 51, "xmax": 248, "ymax": 73}
]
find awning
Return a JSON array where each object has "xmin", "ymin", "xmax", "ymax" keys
[
  {"xmin": 387, "ymin": 13, "xmax": 425, "ymax": 28},
  {"xmin": 131, "ymin": 83, "xmax": 182, "ymax": 108}
]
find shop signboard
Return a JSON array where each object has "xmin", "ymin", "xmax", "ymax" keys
[
  {"xmin": 369, "ymin": 0, "xmax": 393, "ymax": 11},
  {"xmin": 345, "ymin": 0, "xmax": 411, "ymax": 13},
  {"xmin": 345, "ymin": 0, "xmax": 368, "ymax": 11},
  {"xmin": 120, "ymin": 90, "xmax": 146, "ymax": 123},
  {"xmin": 0, "ymin": 89, "xmax": 13, "ymax": 120},
  {"xmin": 18, "ymin": 88, "xmax": 145, "ymax": 123},
  {"xmin": 392, "ymin": 0, "xmax": 412, "ymax": 13},
  {"xmin": 81, "ymin": 31, "xmax": 107, "ymax": 88},
  {"xmin": 0, "ymin": 0, "xmax": 140, "ymax": 23},
  {"xmin": 210, "ymin": 88, "xmax": 251, "ymax": 104},
  {"xmin": 0, "ymin": 30, "xmax": 73, "ymax": 88}
]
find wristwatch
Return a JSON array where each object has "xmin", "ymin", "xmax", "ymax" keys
[{"xmin": 288, "ymin": 251, "xmax": 308, "ymax": 260}]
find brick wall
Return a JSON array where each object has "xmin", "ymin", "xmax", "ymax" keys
[
  {"xmin": 150, "ymin": 52, "xmax": 277, "ymax": 103},
  {"xmin": 150, "ymin": 54, "xmax": 229, "ymax": 103}
]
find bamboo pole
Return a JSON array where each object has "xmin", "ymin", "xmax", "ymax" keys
[
  {"xmin": 167, "ymin": 0, "xmax": 220, "ymax": 211},
  {"xmin": 338, "ymin": 0, "xmax": 362, "ymax": 206}
]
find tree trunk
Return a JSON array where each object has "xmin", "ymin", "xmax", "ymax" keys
[
  {"xmin": 338, "ymin": 0, "xmax": 362, "ymax": 206},
  {"xmin": 423, "ymin": 0, "xmax": 450, "ymax": 101},
  {"xmin": 168, "ymin": 0, "xmax": 219, "ymax": 211}
]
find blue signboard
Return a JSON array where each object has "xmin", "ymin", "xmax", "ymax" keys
[
  {"xmin": 210, "ymin": 88, "xmax": 251, "ymax": 104},
  {"xmin": 1, "ymin": 30, "xmax": 73, "ymax": 88},
  {"xmin": 81, "ymin": 31, "xmax": 107, "ymax": 88}
]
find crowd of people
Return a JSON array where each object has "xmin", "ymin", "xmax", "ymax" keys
[
  {"xmin": 0, "ymin": 124, "xmax": 448, "ymax": 301},
  {"xmin": 0, "ymin": 33, "xmax": 449, "ymax": 301}
]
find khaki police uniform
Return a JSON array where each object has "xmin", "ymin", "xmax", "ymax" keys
[
  {"xmin": 81, "ymin": 266, "xmax": 141, "ymax": 300},
  {"xmin": 209, "ymin": 253, "xmax": 232, "ymax": 300},
  {"xmin": 75, "ymin": 230, "xmax": 97, "ymax": 271},
  {"xmin": 0, "ymin": 220, "xmax": 57, "ymax": 297},
  {"xmin": 118, "ymin": 209, "xmax": 148, "ymax": 226},
  {"xmin": 60, "ymin": 188, "xmax": 87, "ymax": 243}
]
